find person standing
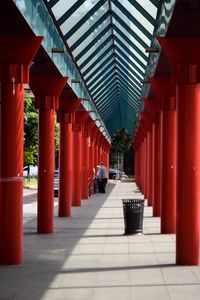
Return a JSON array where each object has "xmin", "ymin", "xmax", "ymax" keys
[{"xmin": 98, "ymin": 162, "xmax": 108, "ymax": 193}]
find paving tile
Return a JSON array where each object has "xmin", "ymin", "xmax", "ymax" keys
[
  {"xmin": 1, "ymin": 182, "xmax": 200, "ymax": 300},
  {"xmin": 131, "ymin": 286, "xmax": 170, "ymax": 300},
  {"xmin": 167, "ymin": 284, "xmax": 200, "ymax": 300}
]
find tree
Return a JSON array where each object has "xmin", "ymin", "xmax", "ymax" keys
[
  {"xmin": 24, "ymin": 97, "xmax": 60, "ymax": 171},
  {"xmin": 24, "ymin": 97, "xmax": 38, "ymax": 167},
  {"xmin": 110, "ymin": 128, "xmax": 132, "ymax": 167}
]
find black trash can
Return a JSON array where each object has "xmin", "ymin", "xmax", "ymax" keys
[{"xmin": 122, "ymin": 199, "xmax": 144, "ymax": 234}]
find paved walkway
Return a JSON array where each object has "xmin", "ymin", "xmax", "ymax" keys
[{"xmin": 1, "ymin": 181, "xmax": 200, "ymax": 299}]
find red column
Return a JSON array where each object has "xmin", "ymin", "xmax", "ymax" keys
[
  {"xmin": 98, "ymin": 135, "xmax": 103, "ymax": 164},
  {"xmin": 94, "ymin": 132, "xmax": 100, "ymax": 167},
  {"xmin": 82, "ymin": 128, "xmax": 89, "ymax": 199},
  {"xmin": 176, "ymin": 66, "xmax": 200, "ymax": 264},
  {"xmin": 143, "ymin": 136, "xmax": 147, "ymax": 198},
  {"xmin": 160, "ymin": 98, "xmax": 176, "ymax": 233},
  {"xmin": 0, "ymin": 37, "xmax": 42, "ymax": 265},
  {"xmin": 90, "ymin": 126, "xmax": 99, "ymax": 193},
  {"xmin": 134, "ymin": 141, "xmax": 142, "ymax": 190},
  {"xmin": 72, "ymin": 122, "xmax": 83, "ymax": 206},
  {"xmin": 90, "ymin": 136, "xmax": 95, "ymax": 194},
  {"xmin": 140, "ymin": 112, "xmax": 150, "ymax": 199},
  {"xmin": 152, "ymin": 112, "xmax": 161, "ymax": 216},
  {"xmin": 30, "ymin": 76, "xmax": 67, "ymax": 233},
  {"xmin": 147, "ymin": 126, "xmax": 153, "ymax": 206},
  {"xmin": 73, "ymin": 110, "xmax": 89, "ymax": 203},
  {"xmin": 57, "ymin": 96, "xmax": 81, "ymax": 216},
  {"xmin": 57, "ymin": 112, "xmax": 73, "ymax": 216},
  {"xmin": 85, "ymin": 118, "xmax": 96, "ymax": 195},
  {"xmin": 158, "ymin": 37, "xmax": 200, "ymax": 264},
  {"xmin": 149, "ymin": 78, "xmax": 176, "ymax": 232}
]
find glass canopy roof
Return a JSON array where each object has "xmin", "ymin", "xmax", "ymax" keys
[{"xmin": 45, "ymin": 0, "xmax": 160, "ymax": 135}]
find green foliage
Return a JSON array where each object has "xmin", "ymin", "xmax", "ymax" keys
[
  {"xmin": 24, "ymin": 97, "xmax": 38, "ymax": 166},
  {"xmin": 110, "ymin": 128, "xmax": 132, "ymax": 167},
  {"xmin": 55, "ymin": 122, "xmax": 59, "ymax": 152},
  {"xmin": 24, "ymin": 97, "xmax": 60, "ymax": 168}
]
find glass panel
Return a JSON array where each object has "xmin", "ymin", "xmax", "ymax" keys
[
  {"xmin": 112, "ymin": 19, "xmax": 148, "ymax": 54},
  {"xmin": 82, "ymin": 49, "xmax": 113, "ymax": 76},
  {"xmin": 64, "ymin": 2, "xmax": 109, "ymax": 46},
  {"xmin": 75, "ymin": 30, "xmax": 112, "ymax": 63},
  {"xmin": 115, "ymin": 51, "xmax": 143, "ymax": 79},
  {"xmin": 135, "ymin": 0, "xmax": 157, "ymax": 18},
  {"xmin": 90, "ymin": 69, "xmax": 116, "ymax": 93},
  {"xmin": 78, "ymin": 40, "xmax": 113, "ymax": 71},
  {"xmin": 118, "ymin": 71, "xmax": 142, "ymax": 93},
  {"xmin": 72, "ymin": 17, "xmax": 110, "ymax": 57},
  {"xmin": 117, "ymin": 61, "xmax": 141, "ymax": 84},
  {"xmin": 52, "ymin": 0, "xmax": 77, "ymax": 20},
  {"xmin": 119, "ymin": 81, "xmax": 141, "ymax": 99},
  {"xmin": 122, "ymin": 0, "xmax": 154, "ymax": 33},
  {"xmin": 89, "ymin": 68, "xmax": 115, "ymax": 91},
  {"xmin": 85, "ymin": 58, "xmax": 115, "ymax": 84},
  {"xmin": 112, "ymin": 2, "xmax": 150, "ymax": 46},
  {"xmin": 114, "ymin": 31, "xmax": 147, "ymax": 65},
  {"xmin": 115, "ymin": 41, "xmax": 146, "ymax": 72}
]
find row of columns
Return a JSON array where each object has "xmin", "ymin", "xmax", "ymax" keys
[
  {"xmin": 0, "ymin": 36, "xmax": 110, "ymax": 265},
  {"xmin": 133, "ymin": 37, "xmax": 200, "ymax": 265}
]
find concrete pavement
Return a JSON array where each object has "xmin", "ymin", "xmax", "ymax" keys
[{"xmin": 1, "ymin": 181, "xmax": 200, "ymax": 299}]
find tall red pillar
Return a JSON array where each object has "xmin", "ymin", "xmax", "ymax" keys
[
  {"xmin": 150, "ymin": 77, "xmax": 176, "ymax": 233},
  {"xmin": 147, "ymin": 127, "xmax": 153, "ymax": 206},
  {"xmin": 140, "ymin": 112, "xmax": 150, "ymax": 200},
  {"xmin": 94, "ymin": 131, "xmax": 100, "ymax": 167},
  {"xmin": 30, "ymin": 76, "xmax": 67, "ymax": 233},
  {"xmin": 159, "ymin": 37, "xmax": 200, "ymax": 264},
  {"xmin": 82, "ymin": 128, "xmax": 89, "ymax": 199},
  {"xmin": 90, "ymin": 135, "xmax": 95, "ymax": 194},
  {"xmin": 0, "ymin": 37, "xmax": 42, "ymax": 264},
  {"xmin": 176, "ymin": 66, "xmax": 200, "ymax": 264},
  {"xmin": 152, "ymin": 111, "xmax": 161, "ymax": 216},
  {"xmin": 72, "ymin": 110, "xmax": 89, "ymax": 206},
  {"xmin": 57, "ymin": 96, "xmax": 81, "ymax": 216},
  {"xmin": 57, "ymin": 112, "xmax": 73, "ymax": 216},
  {"xmin": 91, "ymin": 126, "xmax": 99, "ymax": 192},
  {"xmin": 143, "ymin": 99, "xmax": 157, "ymax": 207},
  {"xmin": 160, "ymin": 98, "xmax": 176, "ymax": 233},
  {"xmin": 72, "ymin": 122, "xmax": 83, "ymax": 206},
  {"xmin": 85, "ymin": 118, "xmax": 96, "ymax": 195}
]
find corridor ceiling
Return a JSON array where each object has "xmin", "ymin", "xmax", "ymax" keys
[{"xmin": 45, "ymin": 0, "xmax": 162, "ymax": 135}]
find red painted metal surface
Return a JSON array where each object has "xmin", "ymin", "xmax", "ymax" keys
[
  {"xmin": 57, "ymin": 97, "xmax": 80, "ymax": 216},
  {"xmin": 152, "ymin": 113, "xmax": 161, "ymax": 217},
  {"xmin": 0, "ymin": 36, "xmax": 43, "ymax": 65},
  {"xmin": 150, "ymin": 78, "xmax": 176, "ymax": 232},
  {"xmin": 85, "ymin": 118, "xmax": 96, "ymax": 194},
  {"xmin": 58, "ymin": 113, "xmax": 73, "ymax": 216},
  {"xmin": 72, "ymin": 122, "xmax": 82, "ymax": 206},
  {"xmin": 159, "ymin": 37, "xmax": 200, "ymax": 264},
  {"xmin": 38, "ymin": 102, "xmax": 55, "ymax": 232},
  {"xmin": 0, "ymin": 84, "xmax": 24, "ymax": 264},
  {"xmin": 82, "ymin": 129, "xmax": 89, "ymax": 199},
  {"xmin": 74, "ymin": 111, "xmax": 89, "ymax": 202},
  {"xmin": 160, "ymin": 106, "xmax": 176, "ymax": 233},
  {"xmin": 147, "ymin": 127, "xmax": 153, "ymax": 206},
  {"xmin": 0, "ymin": 36, "xmax": 42, "ymax": 265},
  {"xmin": 158, "ymin": 37, "xmax": 200, "ymax": 67},
  {"xmin": 31, "ymin": 76, "xmax": 67, "ymax": 233},
  {"xmin": 176, "ymin": 66, "xmax": 200, "ymax": 265}
]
